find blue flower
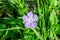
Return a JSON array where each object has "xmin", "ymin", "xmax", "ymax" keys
[{"xmin": 23, "ymin": 11, "xmax": 38, "ymax": 28}]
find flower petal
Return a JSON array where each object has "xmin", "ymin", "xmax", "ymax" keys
[
  {"xmin": 30, "ymin": 22, "xmax": 37, "ymax": 28},
  {"xmin": 33, "ymin": 15, "xmax": 38, "ymax": 21},
  {"xmin": 23, "ymin": 16, "xmax": 29, "ymax": 22},
  {"xmin": 25, "ymin": 22, "xmax": 30, "ymax": 28},
  {"xmin": 27, "ymin": 11, "xmax": 33, "ymax": 18}
]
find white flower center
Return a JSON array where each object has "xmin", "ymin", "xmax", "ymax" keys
[{"xmin": 28, "ymin": 17, "xmax": 34, "ymax": 23}]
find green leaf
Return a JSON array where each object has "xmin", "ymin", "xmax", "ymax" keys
[
  {"xmin": 50, "ymin": 0, "xmax": 58, "ymax": 6},
  {"xmin": 0, "ymin": 24, "xmax": 6, "ymax": 29},
  {"xmin": 49, "ymin": 10, "xmax": 58, "ymax": 25},
  {"xmin": 55, "ymin": 25, "xmax": 60, "ymax": 34}
]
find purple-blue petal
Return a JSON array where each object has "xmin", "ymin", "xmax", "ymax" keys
[
  {"xmin": 25, "ymin": 22, "xmax": 30, "ymax": 28},
  {"xmin": 33, "ymin": 15, "xmax": 38, "ymax": 21},
  {"xmin": 23, "ymin": 16, "xmax": 29, "ymax": 22},
  {"xmin": 30, "ymin": 22, "xmax": 37, "ymax": 28},
  {"xmin": 27, "ymin": 11, "xmax": 33, "ymax": 18}
]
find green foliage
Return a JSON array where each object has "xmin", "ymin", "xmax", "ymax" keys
[
  {"xmin": 0, "ymin": 0, "xmax": 60, "ymax": 40},
  {"xmin": 49, "ymin": 10, "xmax": 58, "ymax": 25}
]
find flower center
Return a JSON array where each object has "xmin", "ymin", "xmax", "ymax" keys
[{"xmin": 28, "ymin": 17, "xmax": 34, "ymax": 23}]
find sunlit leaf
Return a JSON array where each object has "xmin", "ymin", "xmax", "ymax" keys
[{"xmin": 49, "ymin": 10, "xmax": 58, "ymax": 25}]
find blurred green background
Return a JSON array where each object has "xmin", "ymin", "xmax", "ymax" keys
[{"xmin": 0, "ymin": 0, "xmax": 60, "ymax": 40}]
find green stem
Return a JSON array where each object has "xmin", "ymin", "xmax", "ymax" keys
[
  {"xmin": 31, "ymin": 28, "xmax": 43, "ymax": 40},
  {"xmin": 0, "ymin": 27, "xmax": 23, "ymax": 31},
  {"xmin": 37, "ymin": 0, "xmax": 40, "ymax": 13},
  {"xmin": 3, "ymin": 30, "xmax": 8, "ymax": 38},
  {"xmin": 51, "ymin": 26, "xmax": 58, "ymax": 40},
  {"xmin": 53, "ymin": 29, "xmax": 58, "ymax": 40}
]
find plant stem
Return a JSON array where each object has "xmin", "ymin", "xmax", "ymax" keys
[
  {"xmin": 37, "ymin": 0, "xmax": 40, "ymax": 13},
  {"xmin": 0, "ymin": 27, "xmax": 23, "ymax": 31},
  {"xmin": 53, "ymin": 29, "xmax": 58, "ymax": 40},
  {"xmin": 31, "ymin": 28, "xmax": 43, "ymax": 40}
]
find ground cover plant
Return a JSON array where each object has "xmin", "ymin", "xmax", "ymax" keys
[{"xmin": 0, "ymin": 0, "xmax": 60, "ymax": 40}]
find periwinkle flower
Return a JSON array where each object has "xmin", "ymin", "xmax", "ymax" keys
[{"xmin": 23, "ymin": 11, "xmax": 38, "ymax": 28}]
